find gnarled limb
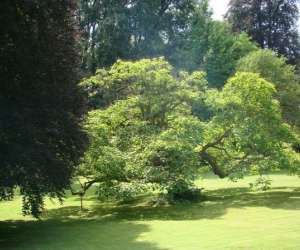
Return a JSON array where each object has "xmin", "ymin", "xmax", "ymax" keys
[
  {"xmin": 200, "ymin": 151, "xmax": 227, "ymax": 178},
  {"xmin": 199, "ymin": 129, "xmax": 232, "ymax": 178}
]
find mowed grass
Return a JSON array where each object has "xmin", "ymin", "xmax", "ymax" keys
[{"xmin": 1, "ymin": 174, "xmax": 300, "ymax": 250}]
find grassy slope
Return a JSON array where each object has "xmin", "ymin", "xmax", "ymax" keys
[{"xmin": 1, "ymin": 174, "xmax": 300, "ymax": 250}]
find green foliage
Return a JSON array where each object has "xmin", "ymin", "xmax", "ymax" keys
[
  {"xmin": 80, "ymin": 58, "xmax": 207, "ymax": 197},
  {"xmin": 249, "ymin": 176, "xmax": 272, "ymax": 191},
  {"xmin": 173, "ymin": 3, "xmax": 258, "ymax": 88},
  {"xmin": 227, "ymin": 0, "xmax": 300, "ymax": 63},
  {"xmin": 236, "ymin": 49, "xmax": 300, "ymax": 130},
  {"xmin": 97, "ymin": 181, "xmax": 146, "ymax": 202},
  {"xmin": 0, "ymin": 0, "xmax": 87, "ymax": 217},
  {"xmin": 144, "ymin": 116, "xmax": 205, "ymax": 191},
  {"xmin": 202, "ymin": 72, "xmax": 300, "ymax": 179},
  {"xmin": 78, "ymin": 0, "xmax": 259, "ymax": 89},
  {"xmin": 79, "ymin": 0, "xmax": 196, "ymax": 72},
  {"xmin": 80, "ymin": 58, "xmax": 300, "ymax": 199},
  {"xmin": 203, "ymin": 24, "xmax": 257, "ymax": 88},
  {"xmin": 169, "ymin": 0, "xmax": 212, "ymax": 70}
]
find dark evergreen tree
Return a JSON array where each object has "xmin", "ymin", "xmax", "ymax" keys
[
  {"xmin": 0, "ymin": 0, "xmax": 87, "ymax": 217},
  {"xmin": 226, "ymin": 0, "xmax": 300, "ymax": 64}
]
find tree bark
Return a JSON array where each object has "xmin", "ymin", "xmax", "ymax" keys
[{"xmin": 199, "ymin": 129, "xmax": 232, "ymax": 178}]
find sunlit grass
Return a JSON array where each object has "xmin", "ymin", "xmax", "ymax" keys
[{"xmin": 1, "ymin": 174, "xmax": 300, "ymax": 250}]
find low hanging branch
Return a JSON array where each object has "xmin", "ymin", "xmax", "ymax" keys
[
  {"xmin": 199, "ymin": 129, "xmax": 271, "ymax": 178},
  {"xmin": 69, "ymin": 175, "xmax": 132, "ymax": 210}
]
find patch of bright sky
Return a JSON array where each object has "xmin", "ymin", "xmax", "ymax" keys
[{"xmin": 209, "ymin": 0, "xmax": 229, "ymax": 20}]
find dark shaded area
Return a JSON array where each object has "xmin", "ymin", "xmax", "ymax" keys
[
  {"xmin": 0, "ymin": 212, "xmax": 160, "ymax": 250},
  {"xmin": 43, "ymin": 187, "xmax": 300, "ymax": 222},
  {"xmin": 226, "ymin": 0, "xmax": 300, "ymax": 64},
  {"xmin": 0, "ymin": 0, "xmax": 87, "ymax": 216},
  {"xmin": 0, "ymin": 220, "xmax": 169, "ymax": 250}
]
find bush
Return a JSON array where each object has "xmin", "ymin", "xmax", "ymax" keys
[
  {"xmin": 249, "ymin": 176, "xmax": 272, "ymax": 191},
  {"xmin": 167, "ymin": 180, "xmax": 205, "ymax": 202}
]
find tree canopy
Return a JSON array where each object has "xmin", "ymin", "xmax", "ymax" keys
[
  {"xmin": 226, "ymin": 0, "xmax": 300, "ymax": 64},
  {"xmin": 78, "ymin": 58, "xmax": 300, "ymax": 200},
  {"xmin": 236, "ymin": 49, "xmax": 300, "ymax": 131},
  {"xmin": 79, "ymin": 0, "xmax": 196, "ymax": 73},
  {"xmin": 0, "ymin": 0, "xmax": 87, "ymax": 217},
  {"xmin": 78, "ymin": 0, "xmax": 258, "ymax": 83}
]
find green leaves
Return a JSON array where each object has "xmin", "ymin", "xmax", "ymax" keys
[
  {"xmin": 80, "ymin": 58, "xmax": 208, "ymax": 196},
  {"xmin": 80, "ymin": 58, "xmax": 300, "ymax": 199},
  {"xmin": 236, "ymin": 49, "xmax": 300, "ymax": 131},
  {"xmin": 202, "ymin": 72, "xmax": 299, "ymax": 178},
  {"xmin": 144, "ymin": 116, "xmax": 205, "ymax": 190},
  {"xmin": 79, "ymin": 0, "xmax": 196, "ymax": 72},
  {"xmin": 227, "ymin": 0, "xmax": 300, "ymax": 63}
]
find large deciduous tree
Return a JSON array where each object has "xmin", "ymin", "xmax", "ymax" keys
[
  {"xmin": 78, "ymin": 58, "xmax": 207, "ymax": 200},
  {"xmin": 78, "ymin": 58, "xmax": 300, "ymax": 201},
  {"xmin": 226, "ymin": 0, "xmax": 300, "ymax": 64},
  {"xmin": 0, "ymin": 0, "xmax": 87, "ymax": 217},
  {"xmin": 236, "ymin": 49, "xmax": 300, "ymax": 131}
]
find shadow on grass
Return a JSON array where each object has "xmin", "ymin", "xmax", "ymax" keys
[
  {"xmin": 1, "ymin": 186, "xmax": 300, "ymax": 249},
  {"xmin": 42, "ymin": 186, "xmax": 300, "ymax": 222},
  {"xmin": 0, "ymin": 219, "xmax": 169, "ymax": 250},
  {"xmin": 206, "ymin": 187, "xmax": 300, "ymax": 210}
]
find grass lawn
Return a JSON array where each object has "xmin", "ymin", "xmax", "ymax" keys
[{"xmin": 1, "ymin": 174, "xmax": 300, "ymax": 250}]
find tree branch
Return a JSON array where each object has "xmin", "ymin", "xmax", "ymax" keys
[
  {"xmin": 200, "ymin": 129, "xmax": 232, "ymax": 153},
  {"xmin": 200, "ymin": 151, "xmax": 227, "ymax": 178},
  {"xmin": 199, "ymin": 129, "xmax": 232, "ymax": 178}
]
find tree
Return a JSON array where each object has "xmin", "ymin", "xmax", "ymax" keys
[
  {"xmin": 78, "ymin": 58, "xmax": 206, "ymax": 200},
  {"xmin": 0, "ymin": 0, "xmax": 87, "ymax": 217},
  {"xmin": 200, "ymin": 72, "xmax": 300, "ymax": 179},
  {"xmin": 169, "ymin": 0, "xmax": 212, "ymax": 70},
  {"xmin": 78, "ymin": 0, "xmax": 196, "ymax": 73},
  {"xmin": 202, "ymin": 23, "xmax": 257, "ymax": 88},
  {"xmin": 226, "ymin": 0, "xmax": 300, "ymax": 64},
  {"xmin": 172, "ymin": 1, "xmax": 257, "ymax": 87},
  {"xmin": 78, "ymin": 0, "xmax": 131, "ymax": 72},
  {"xmin": 78, "ymin": 58, "xmax": 300, "ymax": 201},
  {"xmin": 236, "ymin": 49, "xmax": 300, "ymax": 131},
  {"xmin": 78, "ymin": 0, "xmax": 257, "ymax": 88}
]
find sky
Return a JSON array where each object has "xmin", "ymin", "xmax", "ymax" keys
[{"xmin": 209, "ymin": 0, "xmax": 230, "ymax": 20}]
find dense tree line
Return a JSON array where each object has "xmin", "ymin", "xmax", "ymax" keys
[
  {"xmin": 79, "ymin": 0, "xmax": 196, "ymax": 73},
  {"xmin": 78, "ymin": 0, "xmax": 258, "ymax": 88},
  {"xmin": 79, "ymin": 0, "xmax": 300, "ymax": 75}
]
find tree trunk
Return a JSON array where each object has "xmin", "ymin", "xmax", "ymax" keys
[
  {"xmin": 200, "ymin": 151, "xmax": 227, "ymax": 179},
  {"xmin": 80, "ymin": 194, "xmax": 83, "ymax": 211}
]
